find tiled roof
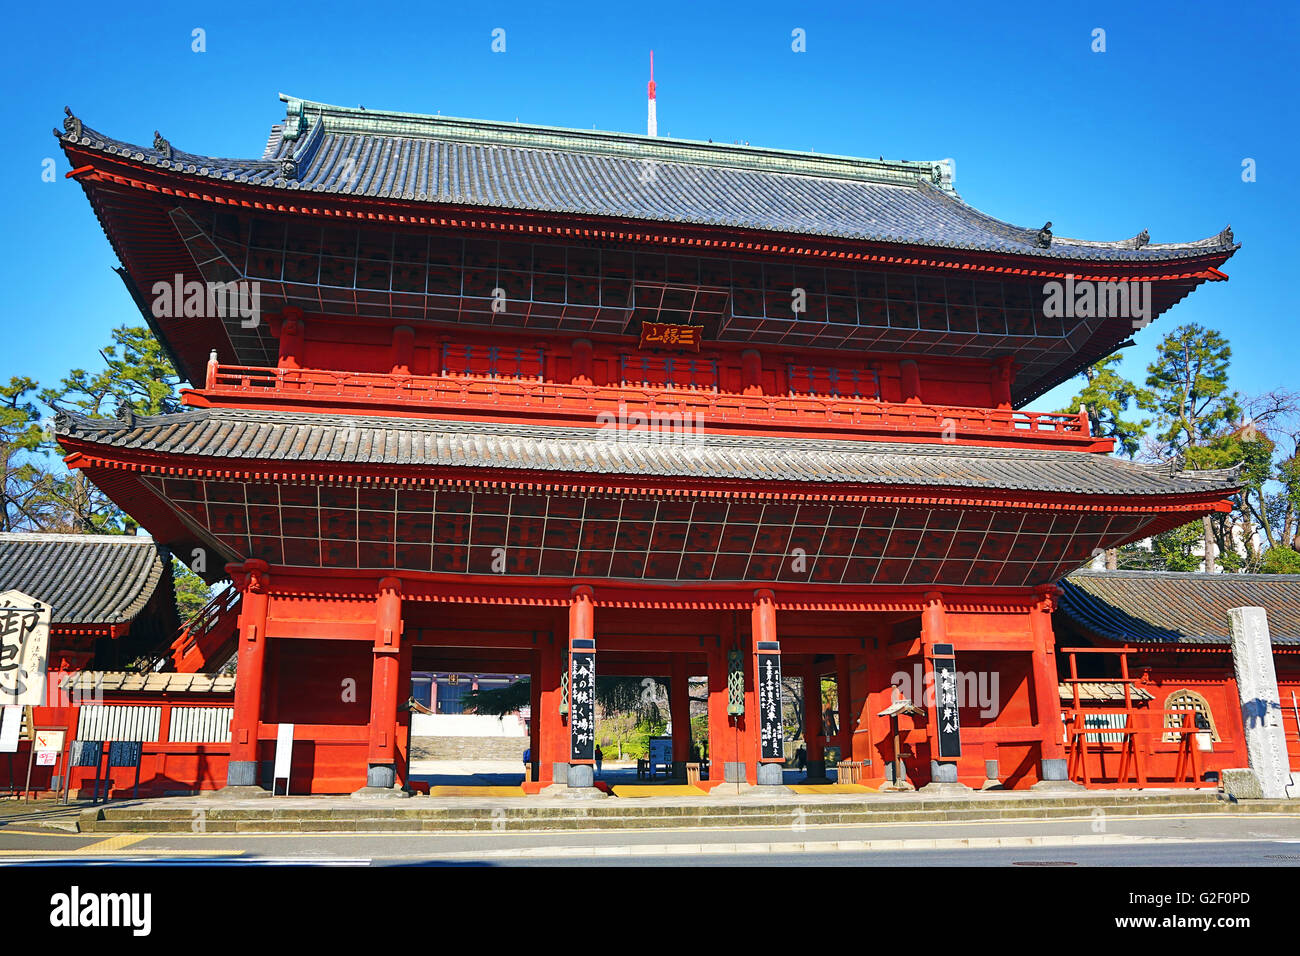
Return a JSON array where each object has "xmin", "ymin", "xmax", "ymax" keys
[
  {"xmin": 57, "ymin": 407, "xmax": 1240, "ymax": 498},
  {"xmin": 0, "ymin": 533, "xmax": 169, "ymax": 625},
  {"xmin": 56, "ymin": 96, "xmax": 1237, "ymax": 264},
  {"xmin": 1058, "ymin": 570, "xmax": 1300, "ymax": 646},
  {"xmin": 59, "ymin": 670, "xmax": 235, "ymax": 694}
]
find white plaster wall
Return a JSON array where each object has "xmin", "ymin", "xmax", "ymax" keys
[{"xmin": 411, "ymin": 713, "xmax": 527, "ymax": 737}]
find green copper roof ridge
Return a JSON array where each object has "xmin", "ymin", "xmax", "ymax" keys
[{"xmin": 277, "ymin": 93, "xmax": 956, "ymax": 192}]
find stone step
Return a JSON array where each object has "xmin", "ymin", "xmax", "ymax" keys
[
  {"xmin": 78, "ymin": 792, "xmax": 1282, "ymax": 834},
  {"xmin": 410, "ymin": 736, "xmax": 527, "ymax": 761}
]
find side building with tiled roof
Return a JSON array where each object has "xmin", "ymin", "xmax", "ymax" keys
[
  {"xmin": 0, "ymin": 532, "xmax": 179, "ymax": 671},
  {"xmin": 1053, "ymin": 571, "xmax": 1300, "ymax": 785}
]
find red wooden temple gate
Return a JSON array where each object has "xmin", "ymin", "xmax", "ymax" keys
[{"xmin": 48, "ymin": 94, "xmax": 1242, "ymax": 794}]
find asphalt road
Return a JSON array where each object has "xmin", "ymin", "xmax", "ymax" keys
[{"xmin": 2, "ymin": 811, "xmax": 1299, "ymax": 866}]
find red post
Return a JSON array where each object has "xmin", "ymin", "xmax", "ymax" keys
[
  {"xmin": 567, "ymin": 585, "xmax": 597, "ymax": 788},
  {"xmin": 1029, "ymin": 585, "xmax": 1076, "ymax": 789},
  {"xmin": 919, "ymin": 590, "xmax": 955, "ymax": 786},
  {"xmin": 670, "ymin": 654, "xmax": 690, "ymax": 778},
  {"xmin": 223, "ymin": 559, "xmax": 269, "ymax": 791},
  {"xmin": 803, "ymin": 665, "xmax": 827, "ymax": 781},
  {"xmin": 751, "ymin": 589, "xmax": 782, "ymax": 786},
  {"xmin": 395, "ymin": 633, "xmax": 413, "ymax": 790},
  {"xmin": 537, "ymin": 632, "xmax": 566, "ymax": 785},
  {"xmin": 360, "ymin": 576, "xmax": 403, "ymax": 792},
  {"xmin": 836, "ymin": 654, "xmax": 853, "ymax": 757},
  {"xmin": 528, "ymin": 647, "xmax": 542, "ymax": 784},
  {"xmin": 707, "ymin": 611, "xmax": 741, "ymax": 785}
]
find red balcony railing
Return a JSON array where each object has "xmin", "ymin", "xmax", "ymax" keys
[{"xmin": 195, "ymin": 360, "xmax": 1101, "ymax": 449}]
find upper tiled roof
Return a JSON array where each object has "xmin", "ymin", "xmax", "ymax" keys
[
  {"xmin": 0, "ymin": 533, "xmax": 170, "ymax": 625},
  {"xmin": 56, "ymin": 407, "xmax": 1240, "ymax": 499},
  {"xmin": 1058, "ymin": 570, "xmax": 1300, "ymax": 646},
  {"xmin": 56, "ymin": 96, "xmax": 1238, "ymax": 264}
]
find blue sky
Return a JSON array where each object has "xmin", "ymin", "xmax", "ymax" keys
[{"xmin": 3, "ymin": 0, "xmax": 1295, "ymax": 414}]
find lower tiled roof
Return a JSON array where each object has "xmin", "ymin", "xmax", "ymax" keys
[
  {"xmin": 59, "ymin": 671, "xmax": 235, "ymax": 694},
  {"xmin": 57, "ymin": 408, "xmax": 1240, "ymax": 499},
  {"xmin": 0, "ymin": 533, "xmax": 169, "ymax": 625},
  {"xmin": 1059, "ymin": 570, "xmax": 1300, "ymax": 645}
]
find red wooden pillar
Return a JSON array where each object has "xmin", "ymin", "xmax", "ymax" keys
[
  {"xmin": 395, "ymin": 633, "xmax": 413, "ymax": 790},
  {"xmin": 537, "ymin": 631, "xmax": 566, "ymax": 785},
  {"xmin": 567, "ymin": 585, "xmax": 597, "ymax": 788},
  {"xmin": 751, "ymin": 589, "xmax": 782, "ymax": 786},
  {"xmin": 528, "ymin": 646, "xmax": 542, "ymax": 784},
  {"xmin": 223, "ymin": 559, "xmax": 269, "ymax": 792},
  {"xmin": 670, "ymin": 654, "xmax": 690, "ymax": 778},
  {"xmin": 803, "ymin": 665, "xmax": 827, "ymax": 781},
  {"xmin": 836, "ymin": 654, "xmax": 853, "ymax": 757},
  {"xmin": 920, "ymin": 591, "xmax": 960, "ymax": 787},
  {"xmin": 1029, "ymin": 585, "xmax": 1077, "ymax": 789},
  {"xmin": 358, "ymin": 576, "xmax": 404, "ymax": 793},
  {"xmin": 707, "ymin": 611, "xmax": 741, "ymax": 784}
]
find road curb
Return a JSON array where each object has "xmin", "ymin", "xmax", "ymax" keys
[{"xmin": 424, "ymin": 832, "xmax": 1185, "ymax": 860}]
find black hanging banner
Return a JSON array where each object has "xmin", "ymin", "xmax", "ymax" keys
[
  {"xmin": 756, "ymin": 642, "xmax": 784, "ymax": 761},
  {"xmin": 932, "ymin": 643, "xmax": 962, "ymax": 759},
  {"xmin": 569, "ymin": 639, "xmax": 596, "ymax": 763}
]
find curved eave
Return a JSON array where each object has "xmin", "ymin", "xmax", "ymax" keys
[
  {"xmin": 56, "ymin": 118, "xmax": 1241, "ymax": 267},
  {"xmin": 55, "ymin": 410, "xmax": 1242, "ymax": 510}
]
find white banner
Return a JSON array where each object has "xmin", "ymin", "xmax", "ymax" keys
[
  {"xmin": 0, "ymin": 591, "xmax": 51, "ymax": 708},
  {"xmin": 274, "ymin": 723, "xmax": 294, "ymax": 781},
  {"xmin": 0, "ymin": 706, "xmax": 21, "ymax": 754}
]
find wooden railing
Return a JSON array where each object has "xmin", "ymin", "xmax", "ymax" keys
[
  {"xmin": 197, "ymin": 360, "xmax": 1098, "ymax": 447},
  {"xmin": 161, "ymin": 584, "xmax": 241, "ymax": 673}
]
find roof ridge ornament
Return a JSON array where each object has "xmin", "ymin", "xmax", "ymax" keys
[
  {"xmin": 283, "ymin": 97, "xmax": 306, "ymax": 141},
  {"xmin": 153, "ymin": 130, "xmax": 172, "ymax": 160},
  {"xmin": 1217, "ymin": 225, "xmax": 1234, "ymax": 246},
  {"xmin": 1128, "ymin": 229, "xmax": 1150, "ymax": 250},
  {"xmin": 115, "ymin": 401, "xmax": 137, "ymax": 430},
  {"xmin": 62, "ymin": 106, "xmax": 82, "ymax": 140},
  {"xmin": 1035, "ymin": 221, "xmax": 1053, "ymax": 248}
]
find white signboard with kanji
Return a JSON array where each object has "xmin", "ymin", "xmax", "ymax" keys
[{"xmin": 0, "ymin": 590, "xmax": 51, "ymax": 708}]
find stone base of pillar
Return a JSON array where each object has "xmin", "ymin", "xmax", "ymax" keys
[
  {"xmin": 1030, "ymin": 758, "xmax": 1083, "ymax": 791},
  {"xmin": 215, "ymin": 785, "xmax": 273, "ymax": 799},
  {"xmin": 756, "ymin": 763, "xmax": 785, "ymax": 786},
  {"xmin": 541, "ymin": 784, "xmax": 609, "ymax": 799},
  {"xmin": 723, "ymin": 761, "xmax": 748, "ymax": 783},
  {"xmin": 919, "ymin": 760, "xmax": 971, "ymax": 794},
  {"xmin": 558, "ymin": 764, "xmax": 607, "ymax": 799},
  {"xmin": 919, "ymin": 781, "xmax": 973, "ymax": 794},
  {"xmin": 981, "ymin": 758, "xmax": 1004, "ymax": 790},
  {"xmin": 351, "ymin": 764, "xmax": 412, "ymax": 799},
  {"xmin": 551, "ymin": 762, "xmax": 569, "ymax": 785},
  {"xmin": 880, "ymin": 762, "xmax": 914, "ymax": 791},
  {"xmin": 801, "ymin": 759, "xmax": 829, "ymax": 784},
  {"xmin": 218, "ymin": 760, "xmax": 271, "ymax": 797},
  {"xmin": 351, "ymin": 785, "xmax": 412, "ymax": 800}
]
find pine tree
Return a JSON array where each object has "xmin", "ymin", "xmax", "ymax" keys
[{"xmin": 1139, "ymin": 324, "xmax": 1241, "ymax": 571}]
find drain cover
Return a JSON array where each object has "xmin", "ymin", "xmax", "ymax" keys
[{"xmin": 1012, "ymin": 861, "xmax": 1077, "ymax": 866}]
